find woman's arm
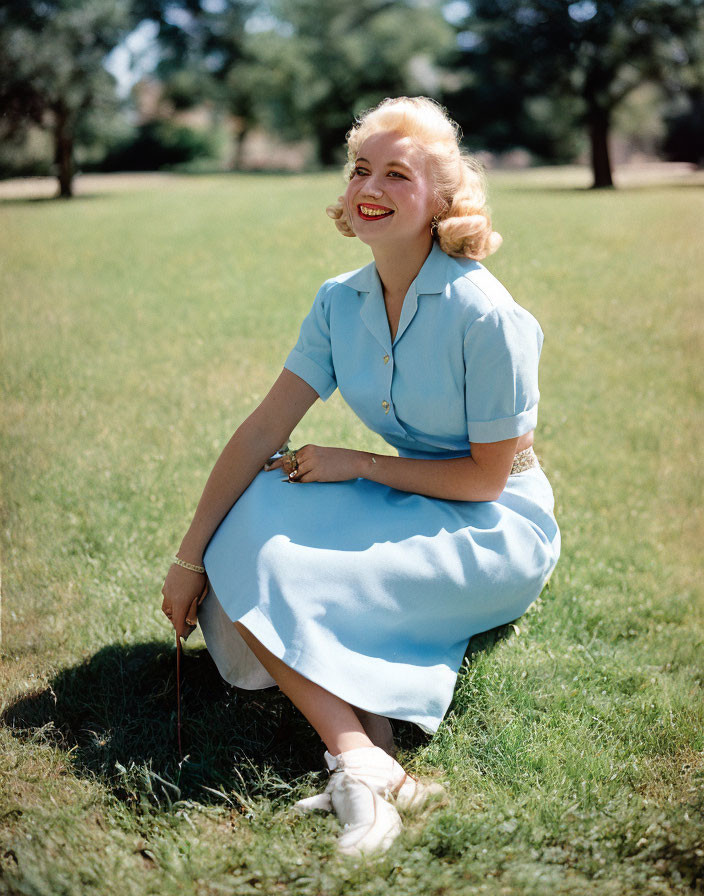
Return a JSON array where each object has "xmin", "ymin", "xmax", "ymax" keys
[
  {"xmin": 272, "ymin": 436, "xmax": 521, "ymax": 502},
  {"xmin": 177, "ymin": 368, "xmax": 320, "ymax": 564},
  {"xmin": 162, "ymin": 369, "xmax": 319, "ymax": 638},
  {"xmin": 355, "ymin": 438, "xmax": 520, "ymax": 502}
]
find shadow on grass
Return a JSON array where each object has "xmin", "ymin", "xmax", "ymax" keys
[
  {"xmin": 0, "ymin": 193, "xmax": 108, "ymax": 205},
  {"xmin": 461, "ymin": 622, "xmax": 518, "ymax": 666},
  {"xmin": 1, "ymin": 627, "xmax": 514, "ymax": 810},
  {"xmin": 2, "ymin": 641, "xmax": 322, "ymax": 807}
]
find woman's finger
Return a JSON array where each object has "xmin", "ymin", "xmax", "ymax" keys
[
  {"xmin": 288, "ymin": 458, "xmax": 308, "ymax": 480},
  {"xmin": 291, "ymin": 460, "xmax": 315, "ymax": 482},
  {"xmin": 174, "ymin": 610, "xmax": 192, "ymax": 641},
  {"xmin": 264, "ymin": 456, "xmax": 283, "ymax": 471},
  {"xmin": 297, "ymin": 470, "xmax": 317, "ymax": 482},
  {"xmin": 185, "ymin": 593, "xmax": 199, "ymax": 628}
]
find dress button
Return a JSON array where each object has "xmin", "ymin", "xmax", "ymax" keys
[
  {"xmin": 383, "ymin": 354, "xmax": 390, "ymax": 364},
  {"xmin": 381, "ymin": 400, "xmax": 390, "ymax": 413}
]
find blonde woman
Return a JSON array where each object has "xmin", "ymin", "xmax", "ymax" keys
[{"xmin": 160, "ymin": 97, "xmax": 560, "ymax": 855}]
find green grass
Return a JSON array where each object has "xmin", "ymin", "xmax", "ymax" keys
[{"xmin": 1, "ymin": 170, "xmax": 702, "ymax": 895}]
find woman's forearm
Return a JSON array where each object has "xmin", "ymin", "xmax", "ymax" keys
[{"xmin": 352, "ymin": 449, "xmax": 513, "ymax": 502}]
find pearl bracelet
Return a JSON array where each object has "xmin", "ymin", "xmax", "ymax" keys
[{"xmin": 173, "ymin": 555, "xmax": 205, "ymax": 574}]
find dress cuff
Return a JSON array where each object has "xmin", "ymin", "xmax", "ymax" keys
[
  {"xmin": 284, "ymin": 350, "xmax": 337, "ymax": 401},
  {"xmin": 467, "ymin": 404, "xmax": 538, "ymax": 443}
]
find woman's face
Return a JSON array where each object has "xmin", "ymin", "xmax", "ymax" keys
[{"xmin": 344, "ymin": 131, "xmax": 440, "ymax": 253}]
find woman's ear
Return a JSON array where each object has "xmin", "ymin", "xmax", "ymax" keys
[{"xmin": 432, "ymin": 191, "xmax": 446, "ymax": 221}]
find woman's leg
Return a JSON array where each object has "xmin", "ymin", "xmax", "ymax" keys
[
  {"xmin": 351, "ymin": 707, "xmax": 396, "ymax": 757},
  {"xmin": 233, "ymin": 623, "xmax": 442, "ymax": 857},
  {"xmin": 234, "ymin": 622, "xmax": 374, "ymax": 755}
]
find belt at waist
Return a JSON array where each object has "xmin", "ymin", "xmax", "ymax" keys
[{"xmin": 510, "ymin": 446, "xmax": 540, "ymax": 475}]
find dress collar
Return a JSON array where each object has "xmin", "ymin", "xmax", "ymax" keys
[
  {"xmin": 335, "ymin": 240, "xmax": 450, "ymax": 296},
  {"xmin": 336, "ymin": 242, "xmax": 450, "ymax": 351}
]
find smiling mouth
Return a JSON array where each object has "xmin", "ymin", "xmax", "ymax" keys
[{"xmin": 358, "ymin": 204, "xmax": 394, "ymax": 220}]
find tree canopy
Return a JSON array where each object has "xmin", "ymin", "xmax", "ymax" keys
[
  {"xmin": 140, "ymin": 0, "xmax": 454, "ymax": 166},
  {"xmin": 263, "ymin": 0, "xmax": 455, "ymax": 164},
  {"xmin": 0, "ymin": 0, "xmax": 136, "ymax": 196},
  {"xmin": 448, "ymin": 0, "xmax": 704, "ymax": 186},
  {"xmin": 2, "ymin": 0, "xmax": 703, "ymax": 193}
]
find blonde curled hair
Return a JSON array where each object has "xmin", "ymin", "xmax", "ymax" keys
[{"xmin": 326, "ymin": 96, "xmax": 502, "ymax": 261}]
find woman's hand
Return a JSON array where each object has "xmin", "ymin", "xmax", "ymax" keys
[
  {"xmin": 161, "ymin": 563, "xmax": 208, "ymax": 641},
  {"xmin": 265, "ymin": 445, "xmax": 361, "ymax": 483}
]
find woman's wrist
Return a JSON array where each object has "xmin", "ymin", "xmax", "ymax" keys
[
  {"xmin": 176, "ymin": 532, "xmax": 206, "ymax": 568},
  {"xmin": 356, "ymin": 450, "xmax": 379, "ymax": 479},
  {"xmin": 172, "ymin": 554, "xmax": 206, "ymax": 574}
]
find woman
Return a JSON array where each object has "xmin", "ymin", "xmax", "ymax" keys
[{"xmin": 160, "ymin": 96, "xmax": 560, "ymax": 856}]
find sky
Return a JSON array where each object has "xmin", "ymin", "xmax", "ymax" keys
[{"xmin": 103, "ymin": 19, "xmax": 160, "ymax": 97}]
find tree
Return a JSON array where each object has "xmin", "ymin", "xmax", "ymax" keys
[
  {"xmin": 447, "ymin": 0, "xmax": 704, "ymax": 187},
  {"xmin": 0, "ymin": 0, "xmax": 134, "ymax": 197},
  {"xmin": 135, "ymin": 0, "xmax": 263, "ymax": 169},
  {"xmin": 263, "ymin": 0, "xmax": 456, "ymax": 164},
  {"xmin": 139, "ymin": 0, "xmax": 454, "ymax": 167},
  {"xmin": 662, "ymin": 13, "xmax": 704, "ymax": 164}
]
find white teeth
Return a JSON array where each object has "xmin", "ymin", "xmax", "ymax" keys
[{"xmin": 360, "ymin": 205, "xmax": 392, "ymax": 217}]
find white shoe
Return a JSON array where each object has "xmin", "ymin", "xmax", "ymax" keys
[
  {"xmin": 294, "ymin": 746, "xmax": 446, "ymax": 855},
  {"xmin": 331, "ymin": 770, "xmax": 403, "ymax": 856},
  {"xmin": 323, "ymin": 746, "xmax": 447, "ymax": 810}
]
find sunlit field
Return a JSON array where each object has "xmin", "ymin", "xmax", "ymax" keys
[{"xmin": 1, "ymin": 168, "xmax": 702, "ymax": 895}]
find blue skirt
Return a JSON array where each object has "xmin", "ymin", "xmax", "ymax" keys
[{"xmin": 199, "ymin": 465, "xmax": 560, "ymax": 733}]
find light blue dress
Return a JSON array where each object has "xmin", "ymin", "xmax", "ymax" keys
[{"xmin": 199, "ymin": 242, "xmax": 560, "ymax": 733}]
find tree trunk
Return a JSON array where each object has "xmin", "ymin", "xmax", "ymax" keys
[
  {"xmin": 588, "ymin": 107, "xmax": 613, "ymax": 189},
  {"xmin": 228, "ymin": 119, "xmax": 250, "ymax": 171},
  {"xmin": 318, "ymin": 125, "xmax": 347, "ymax": 168},
  {"xmin": 53, "ymin": 104, "xmax": 74, "ymax": 198}
]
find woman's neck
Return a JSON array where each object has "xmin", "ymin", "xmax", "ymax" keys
[{"xmin": 371, "ymin": 233, "xmax": 434, "ymax": 298}]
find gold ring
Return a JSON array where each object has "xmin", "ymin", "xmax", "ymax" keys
[{"xmin": 284, "ymin": 449, "xmax": 299, "ymax": 473}]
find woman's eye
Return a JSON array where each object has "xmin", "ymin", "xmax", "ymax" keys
[
  {"xmin": 352, "ymin": 166, "xmax": 368, "ymax": 177},
  {"xmin": 387, "ymin": 171, "xmax": 408, "ymax": 179}
]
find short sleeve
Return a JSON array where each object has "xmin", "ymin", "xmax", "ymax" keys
[
  {"xmin": 463, "ymin": 306, "xmax": 543, "ymax": 442},
  {"xmin": 283, "ymin": 281, "xmax": 337, "ymax": 401}
]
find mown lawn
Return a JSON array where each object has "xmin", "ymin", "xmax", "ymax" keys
[{"xmin": 1, "ymin": 170, "xmax": 702, "ymax": 896}]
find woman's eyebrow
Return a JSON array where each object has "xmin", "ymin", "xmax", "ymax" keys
[{"xmin": 354, "ymin": 156, "xmax": 412, "ymax": 171}]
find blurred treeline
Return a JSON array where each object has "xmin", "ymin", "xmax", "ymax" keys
[{"xmin": 1, "ymin": 0, "xmax": 702, "ymax": 196}]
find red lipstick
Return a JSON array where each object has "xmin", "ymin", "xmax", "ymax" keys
[{"xmin": 357, "ymin": 203, "xmax": 394, "ymax": 221}]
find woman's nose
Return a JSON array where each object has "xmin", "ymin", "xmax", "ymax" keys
[{"xmin": 361, "ymin": 178, "xmax": 384, "ymax": 198}]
